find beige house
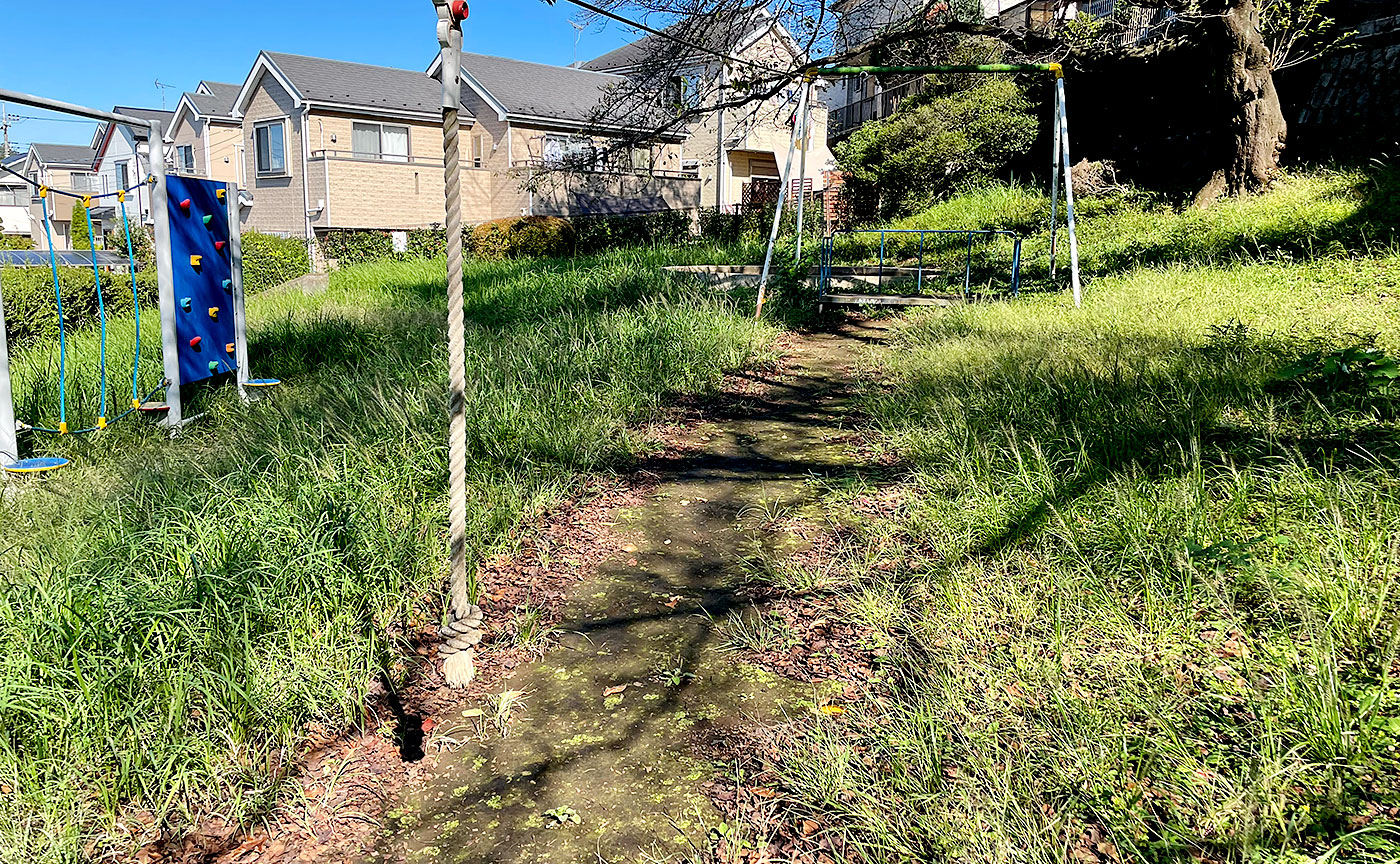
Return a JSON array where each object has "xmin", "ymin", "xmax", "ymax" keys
[
  {"xmin": 167, "ymin": 81, "xmax": 244, "ymax": 184},
  {"xmin": 21, "ymin": 143, "xmax": 99, "ymax": 251},
  {"xmin": 583, "ymin": 8, "xmax": 834, "ymax": 213},
  {"xmin": 214, "ymin": 50, "xmax": 697, "ymax": 242}
]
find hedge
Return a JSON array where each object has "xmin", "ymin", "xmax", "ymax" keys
[
  {"xmin": 573, "ymin": 210, "xmax": 692, "ymax": 253},
  {"xmin": 1, "ymin": 266, "xmax": 157, "ymax": 348},
  {"xmin": 470, "ymin": 216, "xmax": 575, "ymax": 261},
  {"xmin": 241, "ymin": 232, "xmax": 311, "ymax": 294},
  {"xmin": 317, "ymin": 228, "xmax": 455, "ymax": 267}
]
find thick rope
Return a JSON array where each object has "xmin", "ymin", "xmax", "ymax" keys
[
  {"xmin": 38, "ymin": 193, "xmax": 67, "ymax": 432},
  {"xmin": 81, "ymin": 201, "xmax": 108, "ymax": 427},
  {"xmin": 437, "ymin": 18, "xmax": 483, "ymax": 687},
  {"xmin": 118, "ymin": 195, "xmax": 141, "ymax": 407}
]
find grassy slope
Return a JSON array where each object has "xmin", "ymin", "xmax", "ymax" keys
[
  {"xmin": 0, "ymin": 248, "xmax": 770, "ymax": 861},
  {"xmin": 771, "ymin": 171, "xmax": 1400, "ymax": 862}
]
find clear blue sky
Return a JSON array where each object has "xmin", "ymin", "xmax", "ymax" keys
[{"xmin": 0, "ymin": 0, "xmax": 639, "ymax": 152}]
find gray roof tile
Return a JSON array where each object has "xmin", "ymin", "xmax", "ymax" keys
[
  {"xmin": 582, "ymin": 7, "xmax": 771, "ymax": 71},
  {"xmin": 27, "ymin": 142, "xmax": 97, "ymax": 167},
  {"xmin": 265, "ymin": 52, "xmax": 463, "ymax": 118},
  {"xmin": 459, "ymin": 52, "xmax": 625, "ymax": 124},
  {"xmin": 188, "ymin": 81, "xmax": 241, "ymax": 118}
]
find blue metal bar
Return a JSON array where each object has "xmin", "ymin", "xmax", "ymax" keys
[
  {"xmin": 1011, "ymin": 237, "xmax": 1022, "ymax": 298},
  {"xmin": 917, "ymin": 232, "xmax": 924, "ymax": 293},
  {"xmin": 963, "ymin": 232, "xmax": 975, "ymax": 299},
  {"xmin": 878, "ymin": 231, "xmax": 885, "ymax": 292}
]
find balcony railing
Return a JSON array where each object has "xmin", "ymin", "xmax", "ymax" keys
[
  {"xmin": 310, "ymin": 149, "xmax": 443, "ymax": 166},
  {"xmin": 509, "ymin": 159, "xmax": 697, "ymax": 181},
  {"xmin": 828, "ymin": 77, "xmax": 927, "ymax": 139}
]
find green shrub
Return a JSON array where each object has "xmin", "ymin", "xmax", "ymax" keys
[
  {"xmin": 318, "ymin": 230, "xmax": 396, "ymax": 266},
  {"xmin": 1, "ymin": 266, "xmax": 157, "ymax": 347},
  {"xmin": 573, "ymin": 210, "xmax": 693, "ymax": 253},
  {"xmin": 407, "ymin": 228, "xmax": 448, "ymax": 259},
  {"xmin": 103, "ymin": 222, "xmax": 154, "ymax": 269},
  {"xmin": 240, "ymin": 232, "xmax": 310, "ymax": 293},
  {"xmin": 69, "ymin": 201, "xmax": 95, "ymax": 251},
  {"xmin": 470, "ymin": 216, "xmax": 575, "ymax": 260},
  {"xmin": 699, "ymin": 209, "xmax": 744, "ymax": 243},
  {"xmin": 0, "ymin": 233, "xmax": 32, "ymax": 251}
]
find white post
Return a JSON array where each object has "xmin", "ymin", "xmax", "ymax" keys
[
  {"xmin": 227, "ymin": 181, "xmax": 251, "ymax": 397},
  {"xmin": 1056, "ymin": 75, "xmax": 1082, "ymax": 308},
  {"xmin": 149, "ymin": 118, "xmax": 182, "ymax": 426},
  {"xmin": 754, "ymin": 78, "xmax": 811, "ymax": 319},
  {"xmin": 715, "ymin": 67, "xmax": 726, "ymax": 214},
  {"xmin": 0, "ymin": 272, "xmax": 18, "ymax": 467},
  {"xmin": 793, "ymin": 79, "xmax": 811, "ymax": 264}
]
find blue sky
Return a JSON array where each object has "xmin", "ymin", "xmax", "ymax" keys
[{"xmin": 0, "ymin": 0, "xmax": 639, "ymax": 152}]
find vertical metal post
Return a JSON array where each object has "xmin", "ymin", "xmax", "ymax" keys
[
  {"xmin": 148, "ymin": 119, "xmax": 182, "ymax": 427},
  {"xmin": 227, "ymin": 181, "xmax": 251, "ymax": 397},
  {"xmin": 0, "ymin": 272, "xmax": 18, "ymax": 467},
  {"xmin": 754, "ymin": 79, "xmax": 811, "ymax": 320},
  {"xmin": 963, "ymin": 231, "xmax": 975, "ymax": 299},
  {"xmin": 878, "ymin": 230, "xmax": 885, "ymax": 291},
  {"xmin": 1011, "ymin": 236, "xmax": 1022, "ymax": 298},
  {"xmin": 793, "ymin": 78, "xmax": 811, "ymax": 263},
  {"xmin": 715, "ymin": 67, "xmax": 725, "ymax": 214},
  {"xmin": 917, "ymin": 232, "xmax": 924, "ymax": 294},
  {"xmin": 1049, "ymin": 82, "xmax": 1062, "ymax": 284},
  {"xmin": 1057, "ymin": 75, "xmax": 1082, "ymax": 308}
]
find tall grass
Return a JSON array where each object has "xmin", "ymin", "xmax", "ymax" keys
[
  {"xmin": 0, "ymin": 248, "xmax": 771, "ymax": 861},
  {"xmin": 768, "ymin": 173, "xmax": 1400, "ymax": 862}
]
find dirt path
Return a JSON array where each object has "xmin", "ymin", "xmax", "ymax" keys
[{"xmin": 371, "ymin": 319, "xmax": 887, "ymax": 864}]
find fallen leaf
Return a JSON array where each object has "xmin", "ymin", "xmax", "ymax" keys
[
  {"xmin": 460, "ymin": 708, "xmax": 484, "ymax": 718},
  {"xmin": 664, "ymin": 596, "xmax": 682, "ymax": 609},
  {"xmin": 603, "ymin": 684, "xmax": 629, "ymax": 697},
  {"xmin": 749, "ymin": 786, "xmax": 777, "ymax": 799},
  {"xmin": 801, "ymin": 819, "xmax": 820, "ymax": 836},
  {"xmin": 0, "ymin": 784, "xmax": 10, "ymax": 794},
  {"xmin": 421, "ymin": 717, "xmax": 436, "ymax": 733},
  {"xmin": 818, "ymin": 704, "xmax": 845, "ymax": 716}
]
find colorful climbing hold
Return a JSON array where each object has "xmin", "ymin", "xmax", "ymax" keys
[
  {"xmin": 181, "ymin": 297, "xmax": 192, "ymax": 312},
  {"xmin": 216, "ymin": 188, "xmax": 227, "ymax": 201},
  {"xmin": 189, "ymin": 336, "xmax": 202, "ymax": 349},
  {"xmin": 226, "ymin": 343, "xmax": 236, "ymax": 354},
  {"xmin": 214, "ymin": 240, "xmax": 226, "ymax": 252},
  {"xmin": 179, "ymin": 198, "xmax": 191, "ymax": 211},
  {"xmin": 221, "ymin": 279, "xmax": 232, "ymax": 291},
  {"xmin": 208, "ymin": 307, "xmax": 219, "ymax": 320},
  {"xmin": 202, "ymin": 214, "xmax": 213, "ymax": 226},
  {"xmin": 190, "ymin": 254, "xmax": 202, "ymax": 267},
  {"xmin": 208, "ymin": 361, "xmax": 220, "ymax": 373}
]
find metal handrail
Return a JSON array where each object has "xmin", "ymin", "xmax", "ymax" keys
[{"xmin": 819, "ymin": 228, "xmax": 1022, "ymax": 300}]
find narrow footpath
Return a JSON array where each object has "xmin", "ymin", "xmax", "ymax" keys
[{"xmin": 373, "ymin": 319, "xmax": 888, "ymax": 863}]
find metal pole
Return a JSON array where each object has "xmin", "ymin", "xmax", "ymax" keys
[
  {"xmin": 753, "ymin": 79, "xmax": 810, "ymax": 320},
  {"xmin": 1049, "ymin": 81, "xmax": 1061, "ymax": 284},
  {"xmin": 1057, "ymin": 75, "xmax": 1082, "ymax": 308},
  {"xmin": 148, "ymin": 119, "xmax": 182, "ymax": 427},
  {"xmin": 811, "ymin": 64, "xmax": 1061, "ymax": 76},
  {"xmin": 794, "ymin": 79, "xmax": 811, "ymax": 263},
  {"xmin": 0, "ymin": 272, "xmax": 18, "ymax": 467},
  {"xmin": 0, "ymin": 88, "xmax": 152, "ymax": 127},
  {"xmin": 227, "ymin": 181, "xmax": 251, "ymax": 397},
  {"xmin": 715, "ymin": 68, "xmax": 725, "ymax": 214}
]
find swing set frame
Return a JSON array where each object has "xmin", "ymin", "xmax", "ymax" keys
[
  {"xmin": 0, "ymin": 88, "xmax": 262, "ymax": 473},
  {"xmin": 754, "ymin": 62, "xmax": 1083, "ymax": 315}
]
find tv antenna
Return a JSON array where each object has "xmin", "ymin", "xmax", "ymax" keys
[
  {"xmin": 154, "ymin": 78, "xmax": 177, "ymax": 109},
  {"xmin": 570, "ymin": 17, "xmax": 587, "ymax": 66}
]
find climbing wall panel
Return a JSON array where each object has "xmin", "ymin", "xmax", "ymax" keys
[{"xmin": 167, "ymin": 174, "xmax": 235, "ymax": 385}]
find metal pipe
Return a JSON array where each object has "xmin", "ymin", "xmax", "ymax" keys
[
  {"xmin": 0, "ymin": 270, "xmax": 18, "ymax": 466},
  {"xmin": 148, "ymin": 119, "xmax": 182, "ymax": 429},
  {"xmin": 794, "ymin": 79, "xmax": 811, "ymax": 263},
  {"xmin": 963, "ymin": 231, "xmax": 975, "ymax": 298},
  {"xmin": 227, "ymin": 180, "xmax": 251, "ymax": 397},
  {"xmin": 0, "ymin": 88, "xmax": 153, "ymax": 127},
  {"xmin": 1057, "ymin": 75, "xmax": 1082, "ymax": 308},
  {"xmin": 1011, "ymin": 237, "xmax": 1022, "ymax": 298},
  {"xmin": 754, "ymin": 78, "xmax": 811, "ymax": 319},
  {"xmin": 810, "ymin": 64, "xmax": 1060, "ymax": 76},
  {"xmin": 1050, "ymin": 81, "xmax": 1062, "ymax": 283}
]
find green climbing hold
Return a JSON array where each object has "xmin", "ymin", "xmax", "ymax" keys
[
  {"xmin": 208, "ymin": 361, "xmax": 219, "ymax": 373},
  {"xmin": 202, "ymin": 214, "xmax": 213, "ymax": 226}
]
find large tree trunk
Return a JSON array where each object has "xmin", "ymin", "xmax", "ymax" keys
[{"xmin": 1193, "ymin": 0, "xmax": 1287, "ymax": 205}]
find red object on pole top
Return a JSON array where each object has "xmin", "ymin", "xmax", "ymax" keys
[{"xmin": 451, "ymin": 0, "xmax": 468, "ymax": 22}]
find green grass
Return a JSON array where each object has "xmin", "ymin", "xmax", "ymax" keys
[
  {"xmin": 766, "ymin": 169, "xmax": 1400, "ymax": 862},
  {"xmin": 0, "ymin": 247, "xmax": 772, "ymax": 862}
]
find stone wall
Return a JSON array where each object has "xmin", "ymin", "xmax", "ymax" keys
[{"xmin": 1288, "ymin": 10, "xmax": 1400, "ymax": 161}]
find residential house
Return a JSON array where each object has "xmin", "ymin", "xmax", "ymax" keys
[
  {"xmin": 1, "ymin": 152, "xmax": 31, "ymax": 241},
  {"xmin": 167, "ymin": 81, "xmax": 244, "ymax": 184},
  {"xmin": 582, "ymin": 8, "xmax": 834, "ymax": 213},
  {"xmin": 21, "ymin": 143, "xmax": 99, "ymax": 251},
  {"xmin": 441, "ymin": 51, "xmax": 695, "ymax": 217},
  {"xmin": 91, "ymin": 105, "xmax": 175, "ymax": 224},
  {"xmin": 229, "ymin": 50, "xmax": 697, "ymax": 244}
]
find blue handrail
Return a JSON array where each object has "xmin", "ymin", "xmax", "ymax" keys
[{"xmin": 820, "ymin": 228, "xmax": 1022, "ymax": 301}]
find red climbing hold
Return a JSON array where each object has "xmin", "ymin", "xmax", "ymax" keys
[
  {"xmin": 179, "ymin": 198, "xmax": 191, "ymax": 211},
  {"xmin": 214, "ymin": 240, "xmax": 226, "ymax": 252},
  {"xmin": 189, "ymin": 336, "xmax": 202, "ymax": 349}
]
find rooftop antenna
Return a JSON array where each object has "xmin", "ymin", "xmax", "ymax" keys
[
  {"xmin": 153, "ymin": 78, "xmax": 177, "ymax": 109},
  {"xmin": 570, "ymin": 17, "xmax": 587, "ymax": 66}
]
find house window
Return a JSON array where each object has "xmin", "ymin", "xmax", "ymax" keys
[
  {"xmin": 115, "ymin": 161, "xmax": 129, "ymax": 190},
  {"xmin": 471, "ymin": 133, "xmax": 484, "ymax": 168},
  {"xmin": 668, "ymin": 72, "xmax": 703, "ymax": 112},
  {"xmin": 543, "ymin": 135, "xmax": 595, "ymax": 168},
  {"xmin": 352, "ymin": 122, "xmax": 409, "ymax": 162},
  {"xmin": 71, "ymin": 173, "xmax": 98, "ymax": 193},
  {"xmin": 177, "ymin": 145, "xmax": 195, "ymax": 172},
  {"xmin": 631, "ymin": 146, "xmax": 652, "ymax": 172},
  {"xmin": 255, "ymin": 120, "xmax": 287, "ymax": 175}
]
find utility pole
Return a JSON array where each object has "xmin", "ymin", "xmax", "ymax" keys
[{"xmin": 1, "ymin": 103, "xmax": 11, "ymax": 159}]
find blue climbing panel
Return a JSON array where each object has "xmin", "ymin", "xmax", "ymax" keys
[{"xmin": 167, "ymin": 175, "xmax": 235, "ymax": 385}]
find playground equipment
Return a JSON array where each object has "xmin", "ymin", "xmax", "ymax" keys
[
  {"xmin": 0, "ymin": 90, "xmax": 277, "ymax": 474},
  {"xmin": 757, "ymin": 63, "xmax": 1083, "ymax": 314},
  {"xmin": 818, "ymin": 228, "xmax": 1023, "ymax": 310}
]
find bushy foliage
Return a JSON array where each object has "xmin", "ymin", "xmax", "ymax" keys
[
  {"xmin": 1, "ymin": 266, "xmax": 157, "ymax": 347},
  {"xmin": 240, "ymin": 232, "xmax": 310, "ymax": 294},
  {"xmin": 319, "ymin": 230, "xmax": 396, "ymax": 266},
  {"xmin": 69, "ymin": 201, "xmax": 95, "ymax": 251},
  {"xmin": 103, "ymin": 222, "xmax": 154, "ymax": 269},
  {"xmin": 470, "ymin": 215, "xmax": 576, "ymax": 260},
  {"xmin": 573, "ymin": 210, "xmax": 692, "ymax": 253},
  {"xmin": 835, "ymin": 40, "xmax": 1038, "ymax": 221},
  {"xmin": 406, "ymin": 227, "xmax": 448, "ymax": 259},
  {"xmin": 0, "ymin": 231, "xmax": 32, "ymax": 251}
]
